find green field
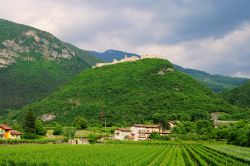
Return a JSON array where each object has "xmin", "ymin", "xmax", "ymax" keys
[{"xmin": 0, "ymin": 143, "xmax": 249, "ymax": 165}]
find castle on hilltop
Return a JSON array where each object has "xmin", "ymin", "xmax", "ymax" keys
[{"xmin": 93, "ymin": 54, "xmax": 163, "ymax": 68}]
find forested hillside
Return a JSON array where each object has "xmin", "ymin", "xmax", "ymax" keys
[
  {"xmin": 0, "ymin": 19, "xmax": 101, "ymax": 114},
  {"xmin": 221, "ymin": 81, "xmax": 250, "ymax": 107},
  {"xmin": 10, "ymin": 58, "xmax": 235, "ymax": 125}
]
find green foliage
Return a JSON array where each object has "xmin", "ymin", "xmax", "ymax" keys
[
  {"xmin": 226, "ymin": 121, "xmax": 250, "ymax": 147},
  {"xmin": 212, "ymin": 121, "xmax": 250, "ymax": 147},
  {"xmin": 73, "ymin": 117, "xmax": 88, "ymax": 129},
  {"xmin": 195, "ymin": 120, "xmax": 213, "ymax": 135},
  {"xmin": 53, "ymin": 123, "xmax": 63, "ymax": 135},
  {"xmin": 35, "ymin": 120, "xmax": 46, "ymax": 136},
  {"xmin": 62, "ymin": 127, "xmax": 76, "ymax": 139},
  {"xmin": 0, "ymin": 138, "xmax": 57, "ymax": 144},
  {"xmin": 21, "ymin": 133, "xmax": 39, "ymax": 139},
  {"xmin": 11, "ymin": 59, "xmax": 235, "ymax": 125},
  {"xmin": 175, "ymin": 65, "xmax": 249, "ymax": 92},
  {"xmin": 0, "ymin": 19, "xmax": 31, "ymax": 43},
  {"xmin": 0, "ymin": 19, "xmax": 101, "ymax": 114},
  {"xmin": 22, "ymin": 109, "xmax": 36, "ymax": 133},
  {"xmin": 221, "ymin": 81, "xmax": 250, "ymax": 107},
  {"xmin": 173, "ymin": 120, "xmax": 213, "ymax": 135},
  {"xmin": 87, "ymin": 133, "xmax": 99, "ymax": 144}
]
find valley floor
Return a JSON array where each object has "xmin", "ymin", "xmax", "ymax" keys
[{"xmin": 0, "ymin": 142, "xmax": 249, "ymax": 165}]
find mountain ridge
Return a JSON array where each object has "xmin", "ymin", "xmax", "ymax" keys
[{"xmin": 0, "ymin": 19, "xmax": 101, "ymax": 114}]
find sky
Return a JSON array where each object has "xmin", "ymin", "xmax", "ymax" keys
[{"xmin": 1, "ymin": 0, "xmax": 250, "ymax": 78}]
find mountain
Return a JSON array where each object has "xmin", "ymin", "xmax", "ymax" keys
[
  {"xmin": 88, "ymin": 49, "xmax": 140, "ymax": 62},
  {"xmin": 0, "ymin": 19, "xmax": 101, "ymax": 114},
  {"xmin": 88, "ymin": 50, "xmax": 249, "ymax": 92},
  {"xmin": 9, "ymin": 58, "xmax": 235, "ymax": 125},
  {"xmin": 175, "ymin": 65, "xmax": 249, "ymax": 92},
  {"xmin": 220, "ymin": 81, "xmax": 250, "ymax": 107}
]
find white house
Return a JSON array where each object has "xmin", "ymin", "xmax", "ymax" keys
[
  {"xmin": 114, "ymin": 128, "xmax": 132, "ymax": 140},
  {"xmin": 114, "ymin": 124, "xmax": 171, "ymax": 141}
]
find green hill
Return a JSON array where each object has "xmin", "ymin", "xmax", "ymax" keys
[
  {"xmin": 0, "ymin": 19, "xmax": 101, "ymax": 114},
  {"xmin": 88, "ymin": 50, "xmax": 249, "ymax": 92},
  {"xmin": 221, "ymin": 81, "xmax": 250, "ymax": 107},
  {"xmin": 175, "ymin": 65, "xmax": 249, "ymax": 92},
  {"xmin": 9, "ymin": 58, "xmax": 236, "ymax": 125}
]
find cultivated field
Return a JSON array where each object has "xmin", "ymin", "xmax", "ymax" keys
[{"xmin": 0, "ymin": 142, "xmax": 249, "ymax": 165}]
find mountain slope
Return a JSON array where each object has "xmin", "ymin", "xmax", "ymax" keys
[
  {"xmin": 175, "ymin": 65, "xmax": 249, "ymax": 92},
  {"xmin": 88, "ymin": 50, "xmax": 249, "ymax": 92},
  {"xmin": 10, "ymin": 58, "xmax": 234, "ymax": 125},
  {"xmin": 0, "ymin": 19, "xmax": 101, "ymax": 113},
  {"xmin": 220, "ymin": 81, "xmax": 250, "ymax": 107}
]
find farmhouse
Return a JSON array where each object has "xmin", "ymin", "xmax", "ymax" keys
[
  {"xmin": 114, "ymin": 124, "xmax": 171, "ymax": 141},
  {"xmin": 0, "ymin": 125, "xmax": 22, "ymax": 139}
]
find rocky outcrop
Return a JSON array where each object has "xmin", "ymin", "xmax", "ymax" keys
[
  {"xmin": 0, "ymin": 30, "xmax": 76, "ymax": 68},
  {"xmin": 0, "ymin": 49, "xmax": 17, "ymax": 68},
  {"xmin": 41, "ymin": 114, "xmax": 56, "ymax": 122}
]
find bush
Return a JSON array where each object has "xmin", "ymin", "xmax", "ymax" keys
[
  {"xmin": 35, "ymin": 120, "xmax": 47, "ymax": 136},
  {"xmin": 73, "ymin": 117, "xmax": 88, "ymax": 130},
  {"xmin": 22, "ymin": 133, "xmax": 39, "ymax": 139},
  {"xmin": 53, "ymin": 124, "xmax": 63, "ymax": 135},
  {"xmin": 87, "ymin": 134, "xmax": 100, "ymax": 144},
  {"xmin": 62, "ymin": 127, "xmax": 76, "ymax": 139}
]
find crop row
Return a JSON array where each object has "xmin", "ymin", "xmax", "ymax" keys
[{"xmin": 0, "ymin": 143, "xmax": 249, "ymax": 165}]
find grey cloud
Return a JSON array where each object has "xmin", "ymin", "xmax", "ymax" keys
[{"xmin": 1, "ymin": 0, "xmax": 250, "ymax": 77}]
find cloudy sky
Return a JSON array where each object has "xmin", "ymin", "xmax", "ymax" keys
[{"xmin": 1, "ymin": 0, "xmax": 250, "ymax": 77}]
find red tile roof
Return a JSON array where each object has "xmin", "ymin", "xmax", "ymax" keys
[
  {"xmin": 0, "ymin": 125, "xmax": 12, "ymax": 130},
  {"xmin": 10, "ymin": 130, "xmax": 22, "ymax": 135}
]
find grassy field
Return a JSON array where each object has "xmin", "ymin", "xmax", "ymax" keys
[{"xmin": 0, "ymin": 142, "xmax": 249, "ymax": 165}]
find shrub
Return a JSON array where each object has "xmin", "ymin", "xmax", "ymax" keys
[
  {"xmin": 62, "ymin": 127, "xmax": 76, "ymax": 139},
  {"xmin": 73, "ymin": 117, "xmax": 88, "ymax": 130},
  {"xmin": 22, "ymin": 133, "xmax": 39, "ymax": 139},
  {"xmin": 53, "ymin": 124, "xmax": 63, "ymax": 135},
  {"xmin": 35, "ymin": 120, "xmax": 47, "ymax": 136}
]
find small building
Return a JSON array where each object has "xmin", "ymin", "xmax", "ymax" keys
[
  {"xmin": 114, "ymin": 128, "xmax": 132, "ymax": 140},
  {"xmin": 0, "ymin": 125, "xmax": 22, "ymax": 139},
  {"xmin": 114, "ymin": 124, "xmax": 171, "ymax": 141}
]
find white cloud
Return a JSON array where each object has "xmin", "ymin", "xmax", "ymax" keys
[{"xmin": 136, "ymin": 23, "xmax": 250, "ymax": 77}]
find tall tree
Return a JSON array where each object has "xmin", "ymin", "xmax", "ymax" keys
[
  {"xmin": 22, "ymin": 108, "xmax": 36, "ymax": 133},
  {"xmin": 35, "ymin": 120, "xmax": 46, "ymax": 136},
  {"xmin": 73, "ymin": 117, "xmax": 88, "ymax": 130}
]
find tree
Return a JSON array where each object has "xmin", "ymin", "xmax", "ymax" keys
[
  {"xmin": 35, "ymin": 120, "xmax": 46, "ymax": 136},
  {"xmin": 73, "ymin": 117, "xmax": 88, "ymax": 130},
  {"xmin": 22, "ymin": 109, "xmax": 36, "ymax": 133},
  {"xmin": 195, "ymin": 120, "xmax": 213, "ymax": 135},
  {"xmin": 53, "ymin": 123, "xmax": 63, "ymax": 135},
  {"xmin": 62, "ymin": 127, "xmax": 76, "ymax": 139}
]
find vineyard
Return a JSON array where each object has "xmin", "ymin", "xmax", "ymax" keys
[{"xmin": 0, "ymin": 143, "xmax": 249, "ymax": 165}]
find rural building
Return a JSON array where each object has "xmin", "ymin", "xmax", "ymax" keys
[
  {"xmin": 0, "ymin": 125, "xmax": 22, "ymax": 139},
  {"xmin": 114, "ymin": 124, "xmax": 171, "ymax": 141}
]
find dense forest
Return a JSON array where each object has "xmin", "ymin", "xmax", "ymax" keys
[{"xmin": 7, "ymin": 58, "xmax": 243, "ymax": 126}]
